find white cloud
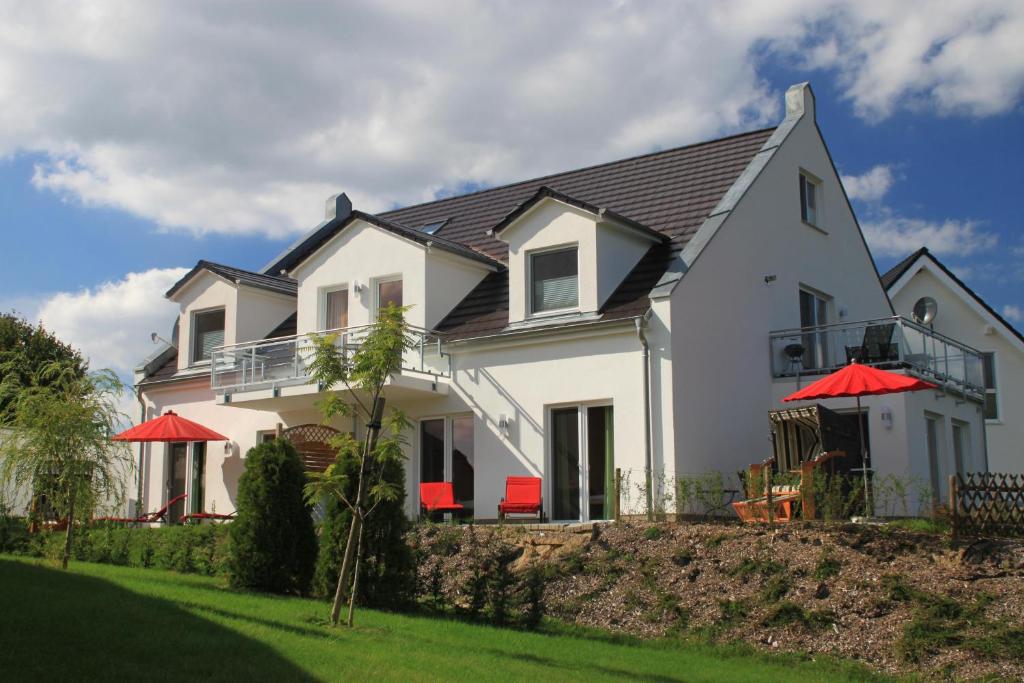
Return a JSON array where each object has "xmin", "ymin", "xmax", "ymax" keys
[
  {"xmin": 1, "ymin": 1, "xmax": 1022, "ymax": 237},
  {"xmin": 862, "ymin": 216, "xmax": 998, "ymax": 257},
  {"xmin": 1003, "ymin": 304, "xmax": 1023, "ymax": 323},
  {"xmin": 842, "ymin": 165, "xmax": 895, "ymax": 202},
  {"xmin": 33, "ymin": 268, "xmax": 187, "ymax": 377}
]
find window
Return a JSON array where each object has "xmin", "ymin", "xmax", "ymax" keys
[
  {"xmin": 190, "ymin": 443, "xmax": 206, "ymax": 514},
  {"xmin": 377, "ymin": 278, "xmax": 403, "ymax": 312},
  {"xmin": 257, "ymin": 430, "xmax": 277, "ymax": 444},
  {"xmin": 799, "ymin": 173, "xmax": 819, "ymax": 226},
  {"xmin": 191, "ymin": 309, "xmax": 225, "ymax": 364},
  {"xmin": 324, "ymin": 288, "xmax": 349, "ymax": 329},
  {"xmin": 925, "ymin": 413, "xmax": 944, "ymax": 508},
  {"xmin": 952, "ymin": 421, "xmax": 970, "ymax": 476},
  {"xmin": 799, "ymin": 288, "xmax": 830, "ymax": 369},
  {"xmin": 550, "ymin": 404, "xmax": 614, "ymax": 522},
  {"xmin": 419, "ymin": 416, "xmax": 474, "ymax": 515},
  {"xmin": 982, "ymin": 352, "xmax": 999, "ymax": 420},
  {"xmin": 531, "ymin": 246, "xmax": 578, "ymax": 313}
]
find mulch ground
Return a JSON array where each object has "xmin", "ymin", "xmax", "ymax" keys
[{"xmin": 412, "ymin": 521, "xmax": 1024, "ymax": 680}]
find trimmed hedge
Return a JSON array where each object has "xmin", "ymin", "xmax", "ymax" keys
[{"xmin": 0, "ymin": 518, "xmax": 231, "ymax": 577}]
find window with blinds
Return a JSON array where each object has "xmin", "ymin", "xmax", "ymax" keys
[
  {"xmin": 531, "ymin": 247, "xmax": 579, "ymax": 313},
  {"xmin": 192, "ymin": 309, "xmax": 225, "ymax": 363},
  {"xmin": 325, "ymin": 288, "xmax": 348, "ymax": 329}
]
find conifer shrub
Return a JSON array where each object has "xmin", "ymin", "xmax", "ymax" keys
[{"xmin": 228, "ymin": 439, "xmax": 317, "ymax": 594}]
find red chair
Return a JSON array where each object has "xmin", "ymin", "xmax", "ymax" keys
[
  {"xmin": 419, "ymin": 482, "xmax": 464, "ymax": 518},
  {"xmin": 498, "ymin": 476, "xmax": 542, "ymax": 521},
  {"xmin": 94, "ymin": 493, "xmax": 187, "ymax": 525},
  {"xmin": 179, "ymin": 511, "xmax": 236, "ymax": 525}
]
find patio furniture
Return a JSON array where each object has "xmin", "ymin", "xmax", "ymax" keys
[
  {"xmin": 498, "ymin": 476, "xmax": 543, "ymax": 521},
  {"xmin": 844, "ymin": 322, "xmax": 898, "ymax": 365},
  {"xmin": 95, "ymin": 493, "xmax": 188, "ymax": 525},
  {"xmin": 419, "ymin": 482, "xmax": 464, "ymax": 518},
  {"xmin": 733, "ymin": 485, "xmax": 801, "ymax": 523},
  {"xmin": 179, "ymin": 510, "xmax": 236, "ymax": 524}
]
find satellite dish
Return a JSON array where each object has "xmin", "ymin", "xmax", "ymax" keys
[{"xmin": 912, "ymin": 296, "xmax": 938, "ymax": 325}]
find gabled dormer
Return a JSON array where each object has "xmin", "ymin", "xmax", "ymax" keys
[
  {"xmin": 488, "ymin": 187, "xmax": 666, "ymax": 326},
  {"xmin": 165, "ymin": 261, "xmax": 297, "ymax": 371}
]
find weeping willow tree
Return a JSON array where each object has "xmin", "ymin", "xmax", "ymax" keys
[{"xmin": 0, "ymin": 361, "xmax": 133, "ymax": 569}]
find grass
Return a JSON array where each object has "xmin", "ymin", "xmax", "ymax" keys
[{"xmin": 0, "ymin": 555, "xmax": 893, "ymax": 682}]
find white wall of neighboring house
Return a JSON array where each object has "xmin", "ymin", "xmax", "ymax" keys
[{"xmin": 890, "ymin": 264, "xmax": 1024, "ymax": 474}]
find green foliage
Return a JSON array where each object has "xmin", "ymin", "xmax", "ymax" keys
[
  {"xmin": 813, "ymin": 550, "xmax": 842, "ymax": 581},
  {"xmin": 728, "ymin": 556, "xmax": 785, "ymax": 579},
  {"xmin": 644, "ymin": 525, "xmax": 663, "ymax": 540},
  {"xmin": 761, "ymin": 602, "xmax": 834, "ymax": 631},
  {"xmin": 812, "ymin": 473, "xmax": 865, "ymax": 522},
  {"xmin": 0, "ymin": 313, "xmax": 85, "ymax": 421},
  {"xmin": 229, "ymin": 439, "xmax": 317, "ymax": 595},
  {"xmin": 762, "ymin": 574, "xmax": 792, "ymax": 603},
  {"xmin": 674, "ymin": 471, "xmax": 727, "ymax": 516},
  {"xmin": 312, "ymin": 444, "xmax": 414, "ymax": 608}
]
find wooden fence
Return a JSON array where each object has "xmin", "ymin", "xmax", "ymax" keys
[{"xmin": 949, "ymin": 472, "xmax": 1024, "ymax": 539}]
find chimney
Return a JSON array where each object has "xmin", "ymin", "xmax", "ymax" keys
[
  {"xmin": 785, "ymin": 82, "xmax": 815, "ymax": 121},
  {"xmin": 325, "ymin": 192, "xmax": 353, "ymax": 221}
]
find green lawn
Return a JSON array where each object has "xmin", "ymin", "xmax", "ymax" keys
[{"xmin": 0, "ymin": 555, "xmax": 888, "ymax": 682}]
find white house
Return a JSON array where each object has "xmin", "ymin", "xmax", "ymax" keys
[
  {"xmin": 884, "ymin": 248, "xmax": 1023, "ymax": 475},
  {"xmin": 133, "ymin": 83, "xmax": 988, "ymax": 523}
]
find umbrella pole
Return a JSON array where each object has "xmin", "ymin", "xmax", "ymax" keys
[{"xmin": 856, "ymin": 396, "xmax": 872, "ymax": 518}]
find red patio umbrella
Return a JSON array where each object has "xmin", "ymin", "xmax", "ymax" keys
[
  {"xmin": 783, "ymin": 362, "xmax": 937, "ymax": 517},
  {"xmin": 112, "ymin": 410, "xmax": 228, "ymax": 443}
]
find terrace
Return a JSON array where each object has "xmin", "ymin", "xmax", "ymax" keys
[{"xmin": 769, "ymin": 316, "xmax": 985, "ymax": 400}]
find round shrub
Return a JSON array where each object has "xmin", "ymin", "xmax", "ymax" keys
[{"xmin": 229, "ymin": 439, "xmax": 317, "ymax": 594}]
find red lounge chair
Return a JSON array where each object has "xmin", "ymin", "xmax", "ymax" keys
[
  {"xmin": 179, "ymin": 511, "xmax": 236, "ymax": 525},
  {"xmin": 498, "ymin": 476, "xmax": 542, "ymax": 521},
  {"xmin": 94, "ymin": 493, "xmax": 187, "ymax": 525},
  {"xmin": 419, "ymin": 482, "xmax": 464, "ymax": 518}
]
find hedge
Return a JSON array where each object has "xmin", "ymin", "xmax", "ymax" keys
[{"xmin": 0, "ymin": 517, "xmax": 231, "ymax": 577}]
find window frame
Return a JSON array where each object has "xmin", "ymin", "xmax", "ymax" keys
[
  {"xmin": 373, "ymin": 275, "xmax": 403, "ymax": 321},
  {"xmin": 320, "ymin": 284, "xmax": 350, "ymax": 332},
  {"xmin": 190, "ymin": 306, "xmax": 226, "ymax": 366},
  {"xmin": 799, "ymin": 170, "xmax": 822, "ymax": 228},
  {"xmin": 981, "ymin": 351, "xmax": 1000, "ymax": 422},
  {"xmin": 798, "ymin": 286, "xmax": 832, "ymax": 370},
  {"xmin": 417, "ymin": 413, "xmax": 475, "ymax": 515},
  {"xmin": 528, "ymin": 243, "xmax": 580, "ymax": 317}
]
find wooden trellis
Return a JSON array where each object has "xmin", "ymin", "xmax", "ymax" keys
[
  {"xmin": 949, "ymin": 472, "xmax": 1024, "ymax": 539},
  {"xmin": 281, "ymin": 423, "xmax": 342, "ymax": 473}
]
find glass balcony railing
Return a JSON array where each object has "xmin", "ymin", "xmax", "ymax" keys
[
  {"xmin": 769, "ymin": 316, "xmax": 984, "ymax": 399},
  {"xmin": 210, "ymin": 325, "xmax": 449, "ymax": 392}
]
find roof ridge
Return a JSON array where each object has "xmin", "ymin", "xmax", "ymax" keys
[
  {"xmin": 199, "ymin": 259, "xmax": 296, "ymax": 282},
  {"xmin": 379, "ymin": 126, "xmax": 777, "ymax": 218}
]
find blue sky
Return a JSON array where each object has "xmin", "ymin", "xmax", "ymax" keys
[{"xmin": 0, "ymin": 1, "xmax": 1021, "ymax": 379}]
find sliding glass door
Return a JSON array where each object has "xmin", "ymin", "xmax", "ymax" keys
[
  {"xmin": 419, "ymin": 416, "xmax": 474, "ymax": 516},
  {"xmin": 551, "ymin": 405, "xmax": 614, "ymax": 522}
]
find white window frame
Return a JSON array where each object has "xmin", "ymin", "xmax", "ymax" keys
[
  {"xmin": 799, "ymin": 170, "xmax": 823, "ymax": 229},
  {"xmin": 798, "ymin": 285, "xmax": 832, "ymax": 370},
  {"xmin": 981, "ymin": 351, "xmax": 1000, "ymax": 423},
  {"xmin": 544, "ymin": 400, "xmax": 613, "ymax": 523},
  {"xmin": 256, "ymin": 429, "xmax": 278, "ymax": 444},
  {"xmin": 319, "ymin": 284, "xmax": 349, "ymax": 332},
  {"xmin": 372, "ymin": 274, "xmax": 403, "ymax": 321},
  {"xmin": 190, "ymin": 306, "xmax": 226, "ymax": 366},
  {"xmin": 951, "ymin": 419, "xmax": 970, "ymax": 476},
  {"xmin": 416, "ymin": 413, "xmax": 474, "ymax": 513},
  {"xmin": 527, "ymin": 243, "xmax": 580, "ymax": 318}
]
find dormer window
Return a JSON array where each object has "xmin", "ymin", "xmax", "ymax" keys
[
  {"xmin": 191, "ymin": 308, "xmax": 225, "ymax": 364},
  {"xmin": 531, "ymin": 246, "xmax": 578, "ymax": 314},
  {"xmin": 799, "ymin": 172, "xmax": 819, "ymax": 226}
]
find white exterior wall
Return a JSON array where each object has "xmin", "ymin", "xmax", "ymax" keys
[
  {"xmin": 174, "ymin": 273, "xmax": 239, "ymax": 371},
  {"xmin": 424, "ymin": 253, "xmax": 489, "ymax": 330},
  {"xmin": 665, "ymin": 98, "xmax": 893, "ymax": 488},
  {"xmin": 236, "ymin": 287, "xmax": 297, "ymax": 342},
  {"xmin": 891, "ymin": 267, "xmax": 1024, "ymax": 473}
]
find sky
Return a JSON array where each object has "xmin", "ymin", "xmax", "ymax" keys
[{"xmin": 1, "ymin": 0, "xmax": 1022, "ymax": 387}]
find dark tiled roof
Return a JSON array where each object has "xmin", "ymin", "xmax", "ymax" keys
[
  {"xmin": 266, "ymin": 312, "xmax": 298, "ymax": 339},
  {"xmin": 381, "ymin": 128, "xmax": 775, "ymax": 261},
  {"xmin": 429, "ymin": 128, "xmax": 775, "ymax": 339},
  {"xmin": 882, "ymin": 248, "xmax": 1024, "ymax": 345},
  {"xmin": 352, "ymin": 212, "xmax": 503, "ymax": 268},
  {"xmin": 166, "ymin": 260, "xmax": 298, "ymax": 298}
]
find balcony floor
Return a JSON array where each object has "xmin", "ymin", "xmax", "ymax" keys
[{"xmin": 215, "ymin": 373, "xmax": 449, "ymax": 410}]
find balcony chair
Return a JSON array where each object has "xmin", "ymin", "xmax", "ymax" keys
[
  {"xmin": 419, "ymin": 482, "xmax": 464, "ymax": 519},
  {"xmin": 179, "ymin": 510, "xmax": 237, "ymax": 525},
  {"xmin": 845, "ymin": 322, "xmax": 898, "ymax": 365},
  {"xmin": 94, "ymin": 493, "xmax": 187, "ymax": 526},
  {"xmin": 498, "ymin": 476, "xmax": 543, "ymax": 521}
]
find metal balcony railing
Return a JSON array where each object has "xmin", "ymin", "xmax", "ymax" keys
[
  {"xmin": 210, "ymin": 325, "xmax": 449, "ymax": 392},
  {"xmin": 769, "ymin": 316, "xmax": 985, "ymax": 399}
]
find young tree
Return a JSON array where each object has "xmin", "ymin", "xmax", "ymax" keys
[
  {"xmin": 0, "ymin": 362, "xmax": 132, "ymax": 569},
  {"xmin": 304, "ymin": 303, "xmax": 413, "ymax": 626}
]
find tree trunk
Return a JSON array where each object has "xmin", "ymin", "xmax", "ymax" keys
[
  {"xmin": 329, "ymin": 396, "xmax": 386, "ymax": 626},
  {"xmin": 62, "ymin": 485, "xmax": 77, "ymax": 570},
  {"xmin": 346, "ymin": 510, "xmax": 367, "ymax": 627}
]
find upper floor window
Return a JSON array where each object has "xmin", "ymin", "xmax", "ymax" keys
[
  {"xmin": 531, "ymin": 246, "xmax": 578, "ymax": 314},
  {"xmin": 799, "ymin": 288, "xmax": 830, "ymax": 369},
  {"xmin": 191, "ymin": 308, "xmax": 225, "ymax": 364},
  {"xmin": 377, "ymin": 277, "xmax": 403, "ymax": 313},
  {"xmin": 799, "ymin": 172, "xmax": 819, "ymax": 226},
  {"xmin": 982, "ymin": 352, "xmax": 999, "ymax": 420},
  {"xmin": 324, "ymin": 287, "xmax": 349, "ymax": 330}
]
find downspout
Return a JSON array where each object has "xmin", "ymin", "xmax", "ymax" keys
[
  {"xmin": 635, "ymin": 316, "xmax": 654, "ymax": 520},
  {"xmin": 135, "ymin": 386, "xmax": 146, "ymax": 516}
]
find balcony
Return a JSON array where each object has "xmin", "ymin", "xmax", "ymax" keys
[
  {"xmin": 769, "ymin": 316, "xmax": 984, "ymax": 400},
  {"xmin": 210, "ymin": 325, "xmax": 450, "ymax": 394}
]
